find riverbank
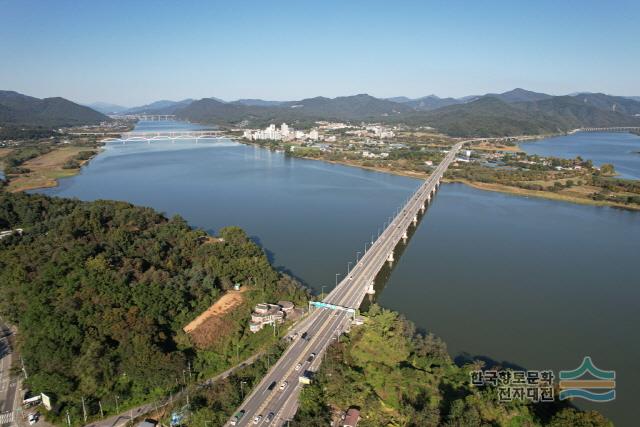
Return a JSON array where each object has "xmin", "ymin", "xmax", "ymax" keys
[
  {"xmin": 7, "ymin": 133, "xmax": 638, "ymax": 212},
  {"xmin": 237, "ymin": 139, "xmax": 640, "ymax": 211},
  {"xmin": 452, "ymin": 178, "xmax": 640, "ymax": 211},
  {"xmin": 4, "ymin": 145, "xmax": 102, "ymax": 192}
]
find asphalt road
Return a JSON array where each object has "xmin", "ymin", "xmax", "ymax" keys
[
  {"xmin": 229, "ymin": 143, "xmax": 462, "ymax": 426},
  {"xmin": 0, "ymin": 323, "xmax": 17, "ymax": 427}
]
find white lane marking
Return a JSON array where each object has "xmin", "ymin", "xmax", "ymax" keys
[{"xmin": 0, "ymin": 411, "xmax": 14, "ymax": 425}]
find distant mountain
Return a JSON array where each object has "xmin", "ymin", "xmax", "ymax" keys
[
  {"xmin": 232, "ymin": 99, "xmax": 285, "ymax": 107},
  {"xmin": 174, "ymin": 89, "xmax": 640, "ymax": 136},
  {"xmin": 569, "ymin": 93, "xmax": 640, "ymax": 116},
  {"xmin": 123, "ymin": 99, "xmax": 194, "ymax": 115},
  {"xmin": 177, "ymin": 94, "xmax": 414, "ymax": 125},
  {"xmin": 624, "ymin": 96, "xmax": 640, "ymax": 102},
  {"xmin": 514, "ymin": 95, "xmax": 640, "ymax": 128},
  {"xmin": 87, "ymin": 102, "xmax": 128, "ymax": 114},
  {"xmin": 386, "ymin": 96, "xmax": 413, "ymax": 103},
  {"xmin": 280, "ymin": 94, "xmax": 413, "ymax": 119},
  {"xmin": 0, "ymin": 90, "xmax": 109, "ymax": 127},
  {"xmin": 407, "ymin": 96, "xmax": 562, "ymax": 137},
  {"xmin": 457, "ymin": 95, "xmax": 481, "ymax": 102},
  {"xmin": 403, "ymin": 95, "xmax": 461, "ymax": 111},
  {"xmin": 175, "ymin": 98, "xmax": 250, "ymax": 123},
  {"xmin": 487, "ymin": 88, "xmax": 553, "ymax": 103}
]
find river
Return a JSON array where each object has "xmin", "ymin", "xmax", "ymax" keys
[
  {"xmin": 521, "ymin": 131, "xmax": 640, "ymax": 180},
  {"xmin": 37, "ymin": 122, "xmax": 640, "ymax": 425}
]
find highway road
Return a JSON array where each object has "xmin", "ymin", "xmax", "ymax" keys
[
  {"xmin": 0, "ymin": 323, "xmax": 17, "ymax": 427},
  {"xmin": 228, "ymin": 143, "xmax": 463, "ymax": 426}
]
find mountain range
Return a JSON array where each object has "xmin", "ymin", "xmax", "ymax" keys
[
  {"xmin": 3, "ymin": 88, "xmax": 640, "ymax": 136},
  {"xmin": 169, "ymin": 89, "xmax": 640, "ymax": 136},
  {"xmin": 0, "ymin": 91, "xmax": 109, "ymax": 128}
]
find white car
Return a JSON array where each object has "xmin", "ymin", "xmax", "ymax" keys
[
  {"xmin": 28, "ymin": 414, "xmax": 37, "ymax": 425},
  {"xmin": 295, "ymin": 363, "xmax": 302, "ymax": 371},
  {"xmin": 279, "ymin": 380, "xmax": 288, "ymax": 391},
  {"xmin": 253, "ymin": 415, "xmax": 262, "ymax": 424}
]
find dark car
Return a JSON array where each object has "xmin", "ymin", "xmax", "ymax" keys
[{"xmin": 267, "ymin": 381, "xmax": 277, "ymax": 391}]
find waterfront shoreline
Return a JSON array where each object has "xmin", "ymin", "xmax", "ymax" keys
[
  {"xmin": 6, "ymin": 145, "xmax": 104, "ymax": 193},
  {"xmin": 237, "ymin": 138, "xmax": 640, "ymax": 211},
  {"xmin": 14, "ymin": 134, "xmax": 640, "ymax": 212}
]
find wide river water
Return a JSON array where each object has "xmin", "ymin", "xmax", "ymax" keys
[
  {"xmin": 38, "ymin": 122, "xmax": 639, "ymax": 425},
  {"xmin": 521, "ymin": 131, "xmax": 640, "ymax": 180}
]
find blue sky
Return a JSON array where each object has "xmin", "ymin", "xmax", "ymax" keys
[{"xmin": 1, "ymin": 0, "xmax": 638, "ymax": 106}]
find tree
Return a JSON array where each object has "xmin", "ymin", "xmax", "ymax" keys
[
  {"xmin": 548, "ymin": 408, "xmax": 612, "ymax": 427},
  {"xmin": 600, "ymin": 163, "xmax": 616, "ymax": 176}
]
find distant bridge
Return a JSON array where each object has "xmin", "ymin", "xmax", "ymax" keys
[
  {"xmin": 110, "ymin": 114, "xmax": 177, "ymax": 121},
  {"xmin": 100, "ymin": 130, "xmax": 231, "ymax": 143},
  {"xmin": 572, "ymin": 127, "xmax": 640, "ymax": 133}
]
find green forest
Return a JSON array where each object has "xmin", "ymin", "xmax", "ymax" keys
[
  {"xmin": 0, "ymin": 192, "xmax": 308, "ymax": 424},
  {"xmin": 294, "ymin": 306, "xmax": 611, "ymax": 427}
]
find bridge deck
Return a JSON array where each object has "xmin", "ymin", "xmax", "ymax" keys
[{"xmin": 229, "ymin": 142, "xmax": 463, "ymax": 426}]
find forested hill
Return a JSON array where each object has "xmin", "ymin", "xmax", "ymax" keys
[
  {"xmin": 0, "ymin": 192, "xmax": 305, "ymax": 419},
  {"xmin": 295, "ymin": 305, "xmax": 612, "ymax": 426},
  {"xmin": 0, "ymin": 90, "xmax": 109, "ymax": 127},
  {"xmin": 170, "ymin": 90, "xmax": 640, "ymax": 136}
]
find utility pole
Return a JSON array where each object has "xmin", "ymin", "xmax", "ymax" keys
[
  {"xmin": 115, "ymin": 395, "xmax": 119, "ymax": 414},
  {"xmin": 66, "ymin": 410, "xmax": 71, "ymax": 427},
  {"xmin": 82, "ymin": 397, "xmax": 87, "ymax": 423},
  {"xmin": 99, "ymin": 401, "xmax": 104, "ymax": 419},
  {"xmin": 188, "ymin": 362, "xmax": 192, "ymax": 383},
  {"xmin": 20, "ymin": 356, "xmax": 28, "ymax": 379}
]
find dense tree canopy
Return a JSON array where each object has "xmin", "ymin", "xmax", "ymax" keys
[
  {"xmin": 0, "ymin": 192, "xmax": 306, "ymax": 420},
  {"xmin": 294, "ymin": 305, "xmax": 611, "ymax": 427}
]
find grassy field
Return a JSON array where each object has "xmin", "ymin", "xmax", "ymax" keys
[
  {"xmin": 452, "ymin": 178, "xmax": 640, "ymax": 210},
  {"xmin": 6, "ymin": 145, "xmax": 96, "ymax": 192}
]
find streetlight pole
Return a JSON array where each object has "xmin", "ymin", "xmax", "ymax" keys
[
  {"xmin": 335, "ymin": 273, "xmax": 340, "ymax": 287},
  {"xmin": 347, "ymin": 262, "xmax": 352, "ymax": 274},
  {"xmin": 356, "ymin": 251, "xmax": 361, "ymax": 263},
  {"xmin": 321, "ymin": 285, "xmax": 326, "ymax": 299}
]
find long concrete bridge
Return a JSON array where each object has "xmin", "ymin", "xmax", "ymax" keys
[
  {"xmin": 571, "ymin": 126, "xmax": 640, "ymax": 133},
  {"xmin": 100, "ymin": 130, "xmax": 229, "ymax": 143},
  {"xmin": 109, "ymin": 114, "xmax": 177, "ymax": 121},
  {"xmin": 228, "ymin": 142, "xmax": 463, "ymax": 426}
]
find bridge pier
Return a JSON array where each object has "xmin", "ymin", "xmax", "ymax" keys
[
  {"xmin": 366, "ymin": 280, "xmax": 375, "ymax": 295},
  {"xmin": 402, "ymin": 230, "xmax": 408, "ymax": 242},
  {"xmin": 387, "ymin": 251, "xmax": 394, "ymax": 264},
  {"xmin": 420, "ymin": 202, "xmax": 425, "ymax": 213},
  {"xmin": 412, "ymin": 215, "xmax": 418, "ymax": 225}
]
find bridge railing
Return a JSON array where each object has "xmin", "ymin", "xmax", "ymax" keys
[{"xmin": 324, "ymin": 143, "xmax": 462, "ymax": 308}]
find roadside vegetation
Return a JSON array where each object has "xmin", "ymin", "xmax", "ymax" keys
[
  {"xmin": 294, "ymin": 305, "xmax": 611, "ymax": 427},
  {"xmin": 0, "ymin": 191, "xmax": 308, "ymax": 425}
]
